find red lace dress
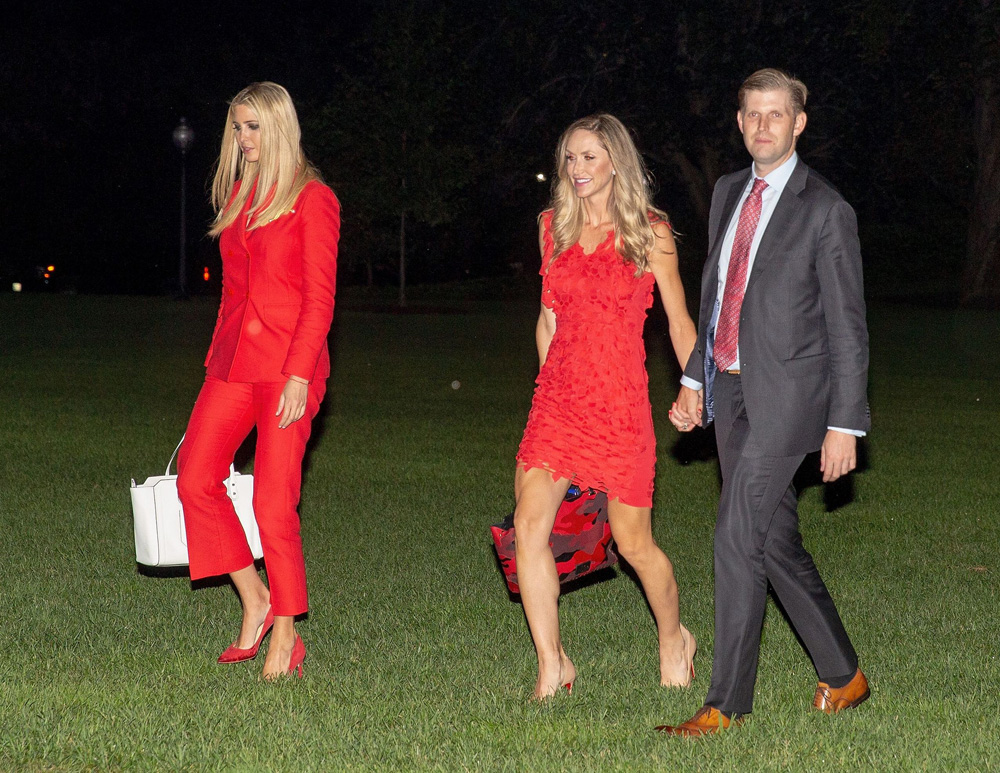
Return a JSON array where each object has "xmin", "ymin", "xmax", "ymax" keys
[{"xmin": 517, "ymin": 212, "xmax": 657, "ymax": 508}]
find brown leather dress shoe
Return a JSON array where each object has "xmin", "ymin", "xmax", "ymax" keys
[
  {"xmin": 655, "ymin": 706, "xmax": 743, "ymax": 737},
  {"xmin": 813, "ymin": 668, "xmax": 870, "ymax": 713}
]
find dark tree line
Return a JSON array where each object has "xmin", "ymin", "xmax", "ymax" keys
[
  {"xmin": 966, "ymin": 0, "xmax": 1000, "ymax": 304},
  {"xmin": 305, "ymin": 0, "xmax": 991, "ymax": 304},
  {"xmin": 3, "ymin": 0, "xmax": 996, "ymax": 304}
]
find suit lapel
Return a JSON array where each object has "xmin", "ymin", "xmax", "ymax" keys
[
  {"xmin": 701, "ymin": 172, "xmax": 750, "ymax": 319},
  {"xmin": 236, "ymin": 177, "xmax": 259, "ymax": 251},
  {"xmin": 238, "ymin": 209, "xmax": 250, "ymax": 250},
  {"xmin": 711, "ymin": 173, "xmax": 750, "ymax": 262},
  {"xmin": 745, "ymin": 161, "xmax": 808, "ymax": 294}
]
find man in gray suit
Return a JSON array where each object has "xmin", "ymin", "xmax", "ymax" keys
[{"xmin": 658, "ymin": 69, "xmax": 870, "ymax": 737}]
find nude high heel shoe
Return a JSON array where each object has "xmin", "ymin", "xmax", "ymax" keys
[
  {"xmin": 661, "ymin": 625, "xmax": 697, "ymax": 687},
  {"xmin": 683, "ymin": 626, "xmax": 697, "ymax": 686},
  {"xmin": 533, "ymin": 657, "xmax": 576, "ymax": 700}
]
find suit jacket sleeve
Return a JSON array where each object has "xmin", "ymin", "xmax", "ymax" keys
[
  {"xmin": 683, "ymin": 323, "xmax": 708, "ymax": 385},
  {"xmin": 682, "ymin": 175, "xmax": 735, "ymax": 389},
  {"xmin": 816, "ymin": 199, "xmax": 869, "ymax": 431},
  {"xmin": 282, "ymin": 184, "xmax": 340, "ymax": 381}
]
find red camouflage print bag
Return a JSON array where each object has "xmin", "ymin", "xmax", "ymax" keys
[{"xmin": 490, "ymin": 485, "xmax": 617, "ymax": 594}]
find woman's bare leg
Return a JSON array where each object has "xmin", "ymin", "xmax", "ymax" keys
[
  {"xmin": 229, "ymin": 564, "xmax": 271, "ymax": 648},
  {"xmin": 513, "ymin": 466, "xmax": 575, "ymax": 699},
  {"xmin": 607, "ymin": 499, "xmax": 694, "ymax": 686}
]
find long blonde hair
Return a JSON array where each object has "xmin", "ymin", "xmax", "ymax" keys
[
  {"xmin": 208, "ymin": 82, "xmax": 322, "ymax": 236},
  {"xmin": 547, "ymin": 114, "xmax": 668, "ymax": 274}
]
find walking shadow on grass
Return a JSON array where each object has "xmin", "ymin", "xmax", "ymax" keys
[
  {"xmin": 793, "ymin": 438, "xmax": 870, "ymax": 512},
  {"xmin": 666, "ymin": 429, "xmax": 869, "ymax": 513}
]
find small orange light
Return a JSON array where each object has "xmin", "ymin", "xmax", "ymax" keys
[
  {"xmin": 203, "ymin": 267, "xmax": 210, "ymax": 281},
  {"xmin": 43, "ymin": 273, "xmax": 50, "ymax": 279},
  {"xmin": 47, "ymin": 265, "xmax": 55, "ymax": 272}
]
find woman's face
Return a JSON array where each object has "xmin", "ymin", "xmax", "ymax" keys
[
  {"xmin": 564, "ymin": 129, "xmax": 614, "ymax": 200},
  {"xmin": 232, "ymin": 103, "xmax": 261, "ymax": 163}
]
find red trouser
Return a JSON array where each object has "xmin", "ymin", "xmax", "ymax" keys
[{"xmin": 177, "ymin": 375, "xmax": 326, "ymax": 615}]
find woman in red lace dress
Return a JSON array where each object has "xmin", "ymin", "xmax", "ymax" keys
[{"xmin": 514, "ymin": 114, "xmax": 699, "ymax": 699}]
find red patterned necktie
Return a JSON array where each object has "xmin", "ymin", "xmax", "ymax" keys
[{"xmin": 714, "ymin": 178, "xmax": 768, "ymax": 371}]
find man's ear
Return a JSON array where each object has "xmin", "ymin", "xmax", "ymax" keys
[{"xmin": 793, "ymin": 111, "xmax": 808, "ymax": 138}]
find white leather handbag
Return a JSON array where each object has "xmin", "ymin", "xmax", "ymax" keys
[{"xmin": 130, "ymin": 436, "xmax": 263, "ymax": 567}]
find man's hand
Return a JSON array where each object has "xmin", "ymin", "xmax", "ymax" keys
[
  {"xmin": 670, "ymin": 385, "xmax": 703, "ymax": 432},
  {"xmin": 820, "ymin": 430, "xmax": 857, "ymax": 483}
]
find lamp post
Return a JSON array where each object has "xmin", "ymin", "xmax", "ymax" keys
[{"xmin": 172, "ymin": 117, "xmax": 195, "ymax": 297}]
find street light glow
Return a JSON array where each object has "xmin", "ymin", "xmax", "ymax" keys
[{"xmin": 173, "ymin": 117, "xmax": 195, "ymax": 298}]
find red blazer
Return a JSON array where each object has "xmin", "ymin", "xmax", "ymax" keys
[{"xmin": 205, "ymin": 180, "xmax": 340, "ymax": 383}]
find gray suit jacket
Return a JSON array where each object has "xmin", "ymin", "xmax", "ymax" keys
[{"xmin": 683, "ymin": 159, "xmax": 870, "ymax": 456}]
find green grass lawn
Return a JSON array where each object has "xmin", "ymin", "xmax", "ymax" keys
[{"xmin": 0, "ymin": 290, "xmax": 998, "ymax": 772}]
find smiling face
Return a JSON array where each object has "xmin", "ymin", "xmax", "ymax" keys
[
  {"xmin": 563, "ymin": 129, "xmax": 614, "ymax": 201},
  {"xmin": 737, "ymin": 88, "xmax": 807, "ymax": 176},
  {"xmin": 232, "ymin": 103, "xmax": 261, "ymax": 163}
]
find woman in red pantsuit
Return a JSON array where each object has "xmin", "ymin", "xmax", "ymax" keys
[{"xmin": 177, "ymin": 82, "xmax": 339, "ymax": 680}]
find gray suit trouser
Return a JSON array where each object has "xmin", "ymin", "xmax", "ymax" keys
[{"xmin": 704, "ymin": 370, "xmax": 858, "ymax": 716}]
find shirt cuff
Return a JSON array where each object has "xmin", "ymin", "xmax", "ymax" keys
[
  {"xmin": 828, "ymin": 426, "xmax": 866, "ymax": 437},
  {"xmin": 680, "ymin": 375, "xmax": 704, "ymax": 391}
]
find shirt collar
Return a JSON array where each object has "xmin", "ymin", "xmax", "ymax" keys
[{"xmin": 751, "ymin": 151, "xmax": 798, "ymax": 195}]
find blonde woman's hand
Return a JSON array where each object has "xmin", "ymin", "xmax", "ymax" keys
[
  {"xmin": 669, "ymin": 385, "xmax": 702, "ymax": 432},
  {"xmin": 276, "ymin": 377, "xmax": 309, "ymax": 428}
]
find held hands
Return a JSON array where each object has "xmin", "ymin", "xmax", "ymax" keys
[
  {"xmin": 669, "ymin": 385, "xmax": 703, "ymax": 432},
  {"xmin": 276, "ymin": 377, "xmax": 309, "ymax": 429},
  {"xmin": 820, "ymin": 430, "xmax": 857, "ymax": 483}
]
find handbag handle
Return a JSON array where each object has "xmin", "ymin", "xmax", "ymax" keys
[
  {"xmin": 166, "ymin": 435, "xmax": 185, "ymax": 476},
  {"xmin": 166, "ymin": 434, "xmax": 239, "ymax": 478}
]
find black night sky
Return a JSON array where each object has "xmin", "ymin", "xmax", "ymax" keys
[{"xmin": 1, "ymin": 0, "xmax": 984, "ymax": 300}]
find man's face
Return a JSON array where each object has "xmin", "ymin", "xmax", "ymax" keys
[{"xmin": 737, "ymin": 89, "xmax": 807, "ymax": 176}]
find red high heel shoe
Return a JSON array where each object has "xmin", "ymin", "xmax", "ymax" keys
[
  {"xmin": 217, "ymin": 607, "xmax": 274, "ymax": 664},
  {"xmin": 287, "ymin": 634, "xmax": 305, "ymax": 678},
  {"xmin": 263, "ymin": 634, "xmax": 305, "ymax": 680}
]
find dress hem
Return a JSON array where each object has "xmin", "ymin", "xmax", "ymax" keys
[{"xmin": 515, "ymin": 457, "xmax": 652, "ymax": 509}]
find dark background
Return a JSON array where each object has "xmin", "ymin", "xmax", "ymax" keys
[{"xmin": 0, "ymin": 0, "xmax": 984, "ymax": 301}]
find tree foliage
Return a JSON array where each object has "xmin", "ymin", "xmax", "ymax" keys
[
  {"xmin": 308, "ymin": 1, "xmax": 473, "ymax": 302},
  {"xmin": 965, "ymin": 0, "xmax": 1000, "ymax": 305},
  {"xmin": 226, "ymin": 0, "xmax": 986, "ymax": 304}
]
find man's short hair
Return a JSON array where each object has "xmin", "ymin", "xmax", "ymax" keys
[{"xmin": 738, "ymin": 68, "xmax": 808, "ymax": 115}]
